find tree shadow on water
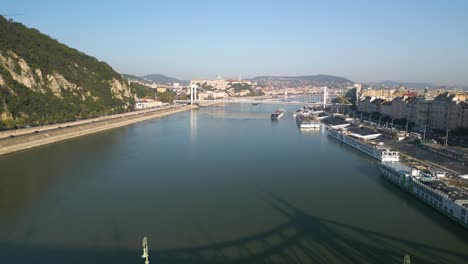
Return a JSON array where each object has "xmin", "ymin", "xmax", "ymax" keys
[
  {"xmin": 1, "ymin": 194, "xmax": 467, "ymax": 264},
  {"xmin": 264, "ymin": 193, "xmax": 468, "ymax": 264}
]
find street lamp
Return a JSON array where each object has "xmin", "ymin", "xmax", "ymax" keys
[
  {"xmin": 423, "ymin": 124, "xmax": 428, "ymax": 141},
  {"xmin": 368, "ymin": 113, "xmax": 372, "ymax": 122},
  {"xmin": 379, "ymin": 116, "xmax": 382, "ymax": 127},
  {"xmin": 445, "ymin": 127, "xmax": 449, "ymax": 147}
]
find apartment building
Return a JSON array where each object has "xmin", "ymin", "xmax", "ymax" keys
[
  {"xmin": 430, "ymin": 92, "xmax": 468, "ymax": 130},
  {"xmin": 359, "ymin": 91, "xmax": 468, "ymax": 131},
  {"xmin": 407, "ymin": 97, "xmax": 432, "ymax": 130}
]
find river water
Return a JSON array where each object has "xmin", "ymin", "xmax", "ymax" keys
[{"xmin": 0, "ymin": 102, "xmax": 467, "ymax": 264}]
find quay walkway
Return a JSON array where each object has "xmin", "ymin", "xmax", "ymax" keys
[{"xmin": 0, "ymin": 104, "xmax": 197, "ymax": 156}]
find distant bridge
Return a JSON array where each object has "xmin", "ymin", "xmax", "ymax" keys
[
  {"xmin": 175, "ymin": 85, "xmax": 352, "ymax": 106},
  {"xmin": 174, "ymin": 98, "xmax": 342, "ymax": 106}
]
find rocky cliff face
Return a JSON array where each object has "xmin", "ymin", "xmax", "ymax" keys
[{"xmin": 0, "ymin": 16, "xmax": 135, "ymax": 128}]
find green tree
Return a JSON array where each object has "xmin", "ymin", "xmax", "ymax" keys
[
  {"xmin": 344, "ymin": 87, "xmax": 357, "ymax": 103},
  {"xmin": 231, "ymin": 83, "xmax": 252, "ymax": 93},
  {"xmin": 157, "ymin": 91, "xmax": 176, "ymax": 103},
  {"xmin": 130, "ymin": 83, "xmax": 156, "ymax": 99},
  {"xmin": 201, "ymin": 82, "xmax": 215, "ymax": 91}
]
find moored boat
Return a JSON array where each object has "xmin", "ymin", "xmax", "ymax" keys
[
  {"xmin": 328, "ymin": 126, "xmax": 400, "ymax": 162},
  {"xmin": 296, "ymin": 115, "xmax": 320, "ymax": 128},
  {"xmin": 271, "ymin": 108, "xmax": 285, "ymax": 120},
  {"xmin": 379, "ymin": 161, "xmax": 468, "ymax": 229}
]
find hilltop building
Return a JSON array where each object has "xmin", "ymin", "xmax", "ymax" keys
[
  {"xmin": 190, "ymin": 74, "xmax": 228, "ymax": 90},
  {"xmin": 197, "ymin": 91, "xmax": 227, "ymax": 100}
]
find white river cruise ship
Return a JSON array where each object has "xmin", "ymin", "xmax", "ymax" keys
[{"xmin": 328, "ymin": 126, "xmax": 400, "ymax": 162}]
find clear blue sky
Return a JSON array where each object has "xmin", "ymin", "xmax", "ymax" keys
[{"xmin": 2, "ymin": 0, "xmax": 468, "ymax": 84}]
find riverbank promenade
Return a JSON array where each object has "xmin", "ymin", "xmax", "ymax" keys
[{"xmin": 0, "ymin": 104, "xmax": 197, "ymax": 156}]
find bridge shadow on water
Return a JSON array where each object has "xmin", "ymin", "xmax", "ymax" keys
[{"xmin": 1, "ymin": 194, "xmax": 467, "ymax": 264}]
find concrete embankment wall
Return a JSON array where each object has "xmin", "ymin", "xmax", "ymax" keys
[
  {"xmin": 0, "ymin": 105, "xmax": 197, "ymax": 156},
  {"xmin": 0, "ymin": 106, "xmax": 182, "ymax": 140}
]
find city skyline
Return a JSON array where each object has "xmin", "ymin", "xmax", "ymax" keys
[{"xmin": 3, "ymin": 0, "xmax": 468, "ymax": 85}]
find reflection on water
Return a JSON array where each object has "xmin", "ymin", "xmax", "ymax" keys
[
  {"xmin": 204, "ymin": 108, "xmax": 266, "ymax": 120},
  {"xmin": 0, "ymin": 102, "xmax": 467, "ymax": 264},
  {"xmin": 298, "ymin": 127, "xmax": 321, "ymax": 134},
  {"xmin": 190, "ymin": 109, "xmax": 197, "ymax": 143}
]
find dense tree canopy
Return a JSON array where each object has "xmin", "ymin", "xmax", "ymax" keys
[
  {"xmin": 129, "ymin": 82, "xmax": 156, "ymax": 99},
  {"xmin": 0, "ymin": 16, "xmax": 134, "ymax": 129},
  {"xmin": 231, "ymin": 83, "xmax": 252, "ymax": 93}
]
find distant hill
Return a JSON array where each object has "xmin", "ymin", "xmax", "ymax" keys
[
  {"xmin": 295, "ymin": 74, "xmax": 353, "ymax": 83},
  {"xmin": 121, "ymin": 73, "xmax": 146, "ymax": 82},
  {"xmin": 122, "ymin": 73, "xmax": 188, "ymax": 86},
  {"xmin": 252, "ymin": 74, "xmax": 353, "ymax": 84},
  {"xmin": 0, "ymin": 16, "xmax": 134, "ymax": 128},
  {"xmin": 368, "ymin": 81, "xmax": 468, "ymax": 90},
  {"xmin": 142, "ymin": 74, "xmax": 180, "ymax": 84},
  {"xmin": 369, "ymin": 81, "xmax": 432, "ymax": 90}
]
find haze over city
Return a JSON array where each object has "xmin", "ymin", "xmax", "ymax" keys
[{"xmin": 3, "ymin": 0, "xmax": 468, "ymax": 85}]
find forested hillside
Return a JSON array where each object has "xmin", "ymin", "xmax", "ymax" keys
[{"xmin": 0, "ymin": 16, "xmax": 136, "ymax": 128}]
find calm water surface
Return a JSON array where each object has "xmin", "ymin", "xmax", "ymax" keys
[{"xmin": 0, "ymin": 103, "xmax": 467, "ymax": 263}]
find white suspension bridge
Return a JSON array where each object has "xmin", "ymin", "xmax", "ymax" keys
[{"xmin": 174, "ymin": 86, "xmax": 352, "ymax": 106}]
